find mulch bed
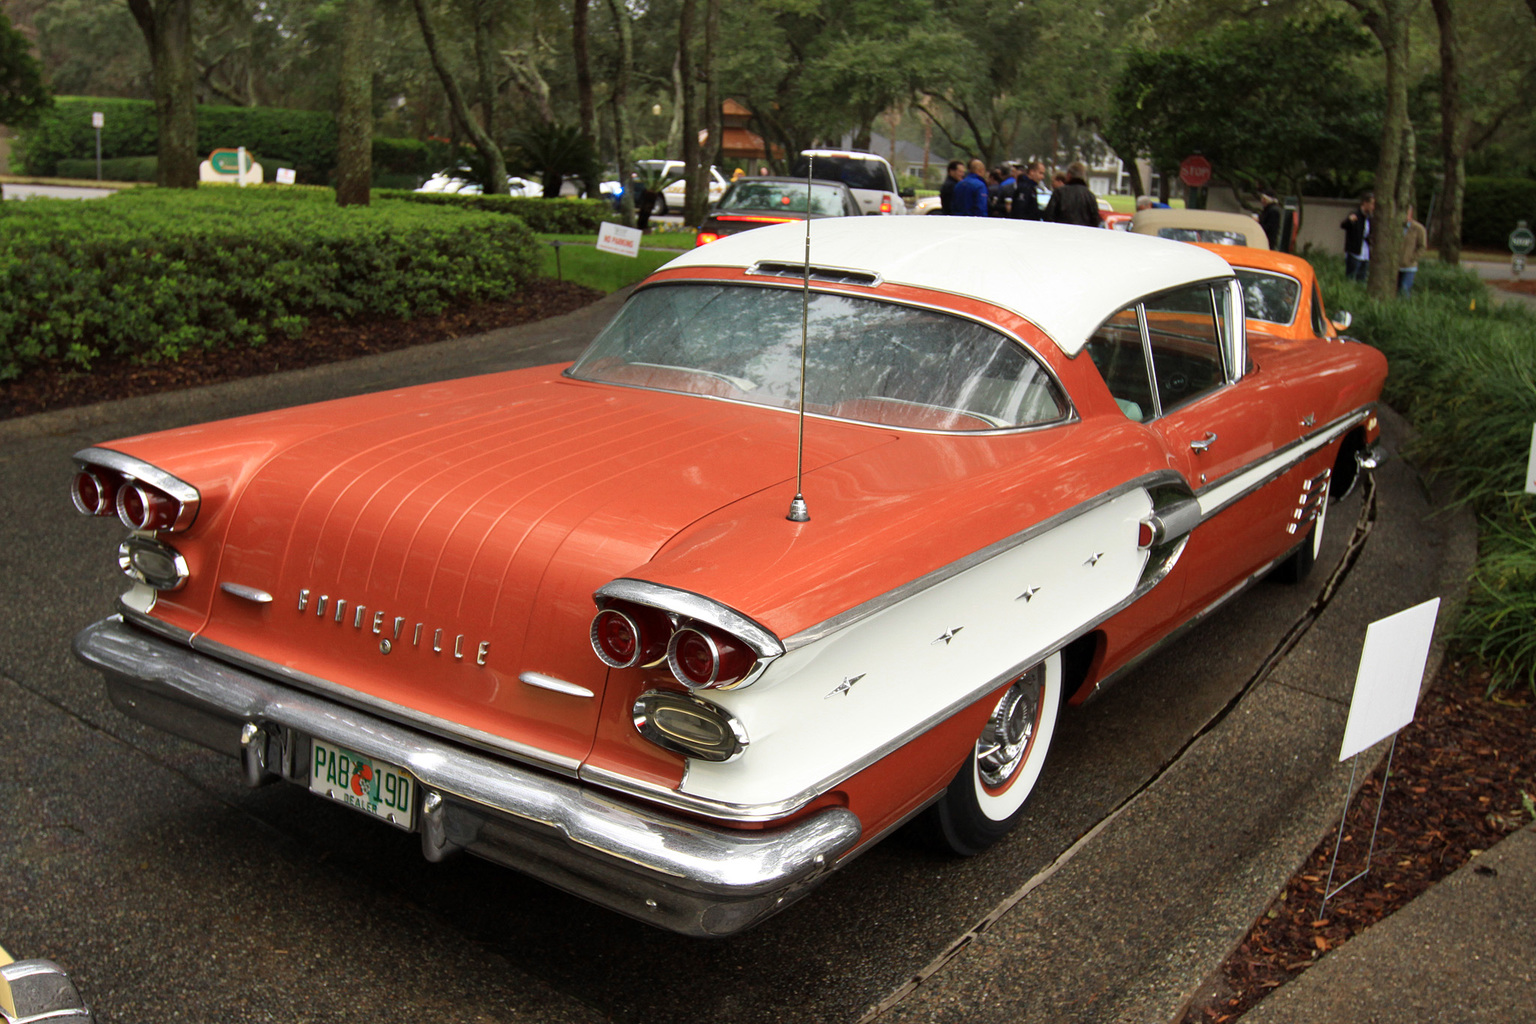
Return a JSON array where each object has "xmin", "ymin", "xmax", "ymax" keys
[
  {"xmin": 1180, "ymin": 655, "xmax": 1536, "ymax": 1022},
  {"xmin": 1494, "ymin": 279, "xmax": 1536, "ymax": 296},
  {"xmin": 0, "ymin": 278, "xmax": 603, "ymax": 421}
]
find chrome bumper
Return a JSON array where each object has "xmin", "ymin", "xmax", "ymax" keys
[{"xmin": 72, "ymin": 616, "xmax": 861, "ymax": 937}]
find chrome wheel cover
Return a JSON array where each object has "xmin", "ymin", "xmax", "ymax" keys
[{"xmin": 976, "ymin": 664, "xmax": 1043, "ymax": 788}]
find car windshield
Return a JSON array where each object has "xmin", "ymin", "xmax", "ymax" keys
[
  {"xmin": 568, "ymin": 284, "xmax": 1067, "ymax": 431},
  {"xmin": 718, "ymin": 182, "xmax": 847, "ymax": 216},
  {"xmin": 1235, "ymin": 270, "xmax": 1301, "ymax": 325},
  {"xmin": 791, "ymin": 156, "xmax": 896, "ymax": 193},
  {"xmin": 1156, "ymin": 227, "xmax": 1250, "ymax": 246}
]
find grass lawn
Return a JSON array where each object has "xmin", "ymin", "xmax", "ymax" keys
[{"xmin": 535, "ymin": 233, "xmax": 690, "ymax": 292}]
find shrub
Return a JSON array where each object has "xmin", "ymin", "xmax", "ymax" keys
[
  {"xmin": 1461, "ymin": 177, "xmax": 1536, "ymax": 250},
  {"xmin": 1314, "ymin": 254, "xmax": 1536, "ymax": 689},
  {"xmin": 55, "ymin": 155, "xmax": 158, "ymax": 182},
  {"xmin": 376, "ymin": 188, "xmax": 611, "ymax": 233},
  {"xmin": 16, "ymin": 97, "xmax": 338, "ymax": 182},
  {"xmin": 0, "ymin": 188, "xmax": 539, "ymax": 380}
]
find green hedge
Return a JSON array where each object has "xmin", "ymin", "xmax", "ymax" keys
[
  {"xmin": 376, "ymin": 188, "xmax": 611, "ymax": 233},
  {"xmin": 56, "ymin": 155, "xmax": 158, "ymax": 182},
  {"xmin": 0, "ymin": 188, "xmax": 539, "ymax": 380},
  {"xmin": 16, "ymin": 97, "xmax": 339, "ymax": 182},
  {"xmin": 1461, "ymin": 177, "xmax": 1536, "ymax": 250},
  {"xmin": 1313, "ymin": 255, "xmax": 1536, "ymax": 688}
]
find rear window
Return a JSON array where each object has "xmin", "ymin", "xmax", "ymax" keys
[
  {"xmin": 791, "ymin": 155, "xmax": 896, "ymax": 193},
  {"xmin": 718, "ymin": 181, "xmax": 848, "ymax": 216},
  {"xmin": 1156, "ymin": 227, "xmax": 1249, "ymax": 246}
]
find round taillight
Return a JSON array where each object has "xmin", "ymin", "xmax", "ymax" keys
[
  {"xmin": 116, "ymin": 482, "xmax": 179, "ymax": 531},
  {"xmin": 694, "ymin": 231, "xmax": 722, "ymax": 247},
  {"xmin": 590, "ymin": 604, "xmax": 671, "ymax": 669},
  {"xmin": 668, "ymin": 625, "xmax": 754, "ymax": 690},
  {"xmin": 71, "ymin": 469, "xmax": 118, "ymax": 516}
]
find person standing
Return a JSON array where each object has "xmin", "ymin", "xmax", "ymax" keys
[
  {"xmin": 1010, "ymin": 161, "xmax": 1046, "ymax": 220},
  {"xmin": 1341, "ymin": 191, "xmax": 1374, "ymax": 282},
  {"xmin": 1258, "ymin": 193, "xmax": 1283, "ymax": 249},
  {"xmin": 989, "ymin": 164, "xmax": 1015, "ymax": 217},
  {"xmin": 952, "ymin": 159, "xmax": 991, "ymax": 217},
  {"xmin": 939, "ymin": 160, "xmax": 964, "ymax": 215},
  {"xmin": 1043, "ymin": 161, "xmax": 1101, "ymax": 227},
  {"xmin": 1398, "ymin": 204, "xmax": 1428, "ymax": 296}
]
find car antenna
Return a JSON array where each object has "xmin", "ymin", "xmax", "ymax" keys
[{"xmin": 786, "ymin": 154, "xmax": 812, "ymax": 523}]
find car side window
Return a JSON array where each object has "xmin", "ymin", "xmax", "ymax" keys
[
  {"xmin": 1143, "ymin": 284, "xmax": 1225, "ymax": 414},
  {"xmin": 1085, "ymin": 306, "xmax": 1154, "ymax": 422}
]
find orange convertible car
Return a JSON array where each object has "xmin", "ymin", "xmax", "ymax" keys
[{"xmin": 71, "ymin": 219, "xmax": 1386, "ymax": 936}]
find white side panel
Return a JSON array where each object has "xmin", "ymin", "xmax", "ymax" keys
[{"xmin": 683, "ymin": 489, "xmax": 1154, "ymax": 809}]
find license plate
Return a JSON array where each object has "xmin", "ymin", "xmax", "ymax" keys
[{"xmin": 308, "ymin": 739, "xmax": 415, "ymax": 831}]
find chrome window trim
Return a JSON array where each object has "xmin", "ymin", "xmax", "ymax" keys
[
  {"xmin": 562, "ymin": 279, "xmax": 1079, "ymax": 435},
  {"xmin": 74, "ymin": 446, "xmax": 200, "ymax": 531},
  {"xmin": 1233, "ymin": 267, "xmax": 1304, "ymax": 327},
  {"xmin": 115, "ymin": 602, "xmax": 584, "ymax": 778}
]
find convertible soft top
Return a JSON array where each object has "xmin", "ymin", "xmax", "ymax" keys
[{"xmin": 663, "ymin": 216, "xmax": 1235, "ymax": 357}]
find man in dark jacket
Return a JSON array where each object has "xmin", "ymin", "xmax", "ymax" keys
[
  {"xmin": 938, "ymin": 160, "xmax": 964, "ymax": 215},
  {"xmin": 1341, "ymin": 191, "xmax": 1374, "ymax": 281},
  {"xmin": 1010, "ymin": 161, "xmax": 1045, "ymax": 220},
  {"xmin": 1043, "ymin": 161, "xmax": 1101, "ymax": 227},
  {"xmin": 952, "ymin": 159, "xmax": 990, "ymax": 217}
]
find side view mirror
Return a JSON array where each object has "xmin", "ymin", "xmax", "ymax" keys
[{"xmin": 1332, "ymin": 311, "xmax": 1352, "ymax": 331}]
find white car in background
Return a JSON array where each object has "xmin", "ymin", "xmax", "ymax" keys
[
  {"xmin": 793, "ymin": 150, "xmax": 909, "ymax": 215},
  {"xmin": 632, "ymin": 160, "xmax": 730, "ymax": 215},
  {"xmin": 415, "ymin": 169, "xmax": 542, "ymax": 198}
]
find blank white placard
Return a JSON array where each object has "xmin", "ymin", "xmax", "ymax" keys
[{"xmin": 1339, "ymin": 597, "xmax": 1441, "ymax": 761}]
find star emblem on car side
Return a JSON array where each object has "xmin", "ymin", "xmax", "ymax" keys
[
  {"xmin": 1017, "ymin": 586, "xmax": 1040, "ymax": 603},
  {"xmin": 931, "ymin": 627, "xmax": 964, "ymax": 646},
  {"xmin": 1085, "ymin": 552, "xmax": 1103, "ymax": 567},
  {"xmin": 825, "ymin": 674, "xmax": 867, "ymax": 699}
]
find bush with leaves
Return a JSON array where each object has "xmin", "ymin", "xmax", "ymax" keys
[
  {"xmin": 1, "ymin": 9, "xmax": 51, "ymax": 128},
  {"xmin": 1312, "ymin": 256, "xmax": 1536, "ymax": 689},
  {"xmin": 376, "ymin": 189, "xmax": 610, "ymax": 233},
  {"xmin": 0, "ymin": 188, "xmax": 538, "ymax": 381}
]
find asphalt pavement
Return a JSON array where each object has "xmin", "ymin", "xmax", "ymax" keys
[{"xmin": 0, "ymin": 288, "xmax": 1508, "ymax": 1023}]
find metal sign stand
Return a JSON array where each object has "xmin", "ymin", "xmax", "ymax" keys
[{"xmin": 1319, "ymin": 734, "xmax": 1398, "ymax": 919}]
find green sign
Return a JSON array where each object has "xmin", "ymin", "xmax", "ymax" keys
[{"xmin": 208, "ymin": 149, "xmax": 245, "ymax": 175}]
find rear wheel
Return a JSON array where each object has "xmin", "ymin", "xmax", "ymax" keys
[{"xmin": 924, "ymin": 653, "xmax": 1062, "ymax": 856}]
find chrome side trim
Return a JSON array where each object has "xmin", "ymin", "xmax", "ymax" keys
[
  {"xmin": 518, "ymin": 671, "xmax": 595, "ymax": 698},
  {"xmin": 784, "ymin": 470, "xmax": 1186, "ymax": 650},
  {"xmin": 597, "ymin": 579, "xmax": 786, "ymax": 659},
  {"xmin": 73, "ymin": 616, "xmax": 860, "ymax": 938},
  {"xmin": 1194, "ymin": 407, "xmax": 1371, "ymax": 519},
  {"xmin": 133, "ymin": 608, "xmax": 584, "ymax": 778},
  {"xmin": 220, "ymin": 582, "xmax": 274, "ymax": 604},
  {"xmin": 73, "ymin": 446, "xmax": 200, "ymax": 532}
]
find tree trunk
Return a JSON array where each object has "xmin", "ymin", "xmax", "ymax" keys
[
  {"xmin": 410, "ymin": 0, "xmax": 507, "ymax": 195},
  {"xmin": 678, "ymin": 0, "xmax": 702, "ymax": 223},
  {"xmin": 472, "ymin": 0, "xmax": 496, "ymax": 136},
  {"xmin": 572, "ymin": 0, "xmax": 594, "ymax": 139},
  {"xmin": 1351, "ymin": 0, "xmax": 1420, "ymax": 301},
  {"xmin": 1431, "ymin": 0, "xmax": 1466, "ymax": 264},
  {"xmin": 335, "ymin": 0, "xmax": 374, "ymax": 207},
  {"xmin": 605, "ymin": 0, "xmax": 635, "ymax": 227},
  {"xmin": 700, "ymin": 0, "xmax": 721, "ymax": 191},
  {"xmin": 128, "ymin": 0, "xmax": 198, "ymax": 189}
]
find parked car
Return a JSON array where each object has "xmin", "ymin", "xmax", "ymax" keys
[
  {"xmin": 633, "ymin": 159, "xmax": 729, "ymax": 215},
  {"xmin": 693, "ymin": 177, "xmax": 861, "ymax": 246},
  {"xmin": 1201, "ymin": 244, "xmax": 1353, "ymax": 342},
  {"xmin": 1130, "ymin": 208, "xmax": 1269, "ymax": 248},
  {"xmin": 70, "ymin": 218, "xmax": 1385, "ymax": 938},
  {"xmin": 792, "ymin": 149, "xmax": 910, "ymax": 215},
  {"xmin": 415, "ymin": 169, "xmax": 541, "ymax": 198}
]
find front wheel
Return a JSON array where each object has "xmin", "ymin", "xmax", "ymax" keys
[{"xmin": 923, "ymin": 653, "xmax": 1062, "ymax": 856}]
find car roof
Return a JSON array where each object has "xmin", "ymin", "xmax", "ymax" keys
[
  {"xmin": 1195, "ymin": 242, "xmax": 1314, "ymax": 281},
  {"xmin": 727, "ymin": 176, "xmax": 854, "ymax": 190},
  {"xmin": 659, "ymin": 217, "xmax": 1236, "ymax": 357},
  {"xmin": 1130, "ymin": 208, "xmax": 1269, "ymax": 249}
]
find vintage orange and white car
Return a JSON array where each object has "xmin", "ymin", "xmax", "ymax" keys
[{"xmin": 70, "ymin": 219, "xmax": 1386, "ymax": 937}]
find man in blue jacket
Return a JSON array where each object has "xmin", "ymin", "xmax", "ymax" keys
[{"xmin": 952, "ymin": 159, "xmax": 990, "ymax": 217}]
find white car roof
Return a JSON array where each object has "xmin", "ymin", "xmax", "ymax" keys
[{"xmin": 660, "ymin": 217, "xmax": 1235, "ymax": 356}]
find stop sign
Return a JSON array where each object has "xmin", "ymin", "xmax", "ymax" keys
[{"xmin": 1179, "ymin": 155, "xmax": 1212, "ymax": 188}]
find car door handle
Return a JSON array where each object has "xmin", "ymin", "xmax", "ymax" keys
[{"xmin": 1189, "ymin": 432, "xmax": 1218, "ymax": 453}]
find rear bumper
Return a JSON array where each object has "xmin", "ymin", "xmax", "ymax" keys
[{"xmin": 72, "ymin": 616, "xmax": 861, "ymax": 937}]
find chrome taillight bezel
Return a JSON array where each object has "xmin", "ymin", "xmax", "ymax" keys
[
  {"xmin": 70, "ymin": 447, "xmax": 200, "ymax": 533},
  {"xmin": 71, "ymin": 468, "xmax": 117, "ymax": 516},
  {"xmin": 118, "ymin": 535, "xmax": 189, "ymax": 590},
  {"xmin": 632, "ymin": 689, "xmax": 749, "ymax": 763}
]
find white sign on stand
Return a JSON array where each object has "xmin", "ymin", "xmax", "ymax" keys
[
  {"xmin": 595, "ymin": 221, "xmax": 642, "ymax": 258},
  {"xmin": 91, "ymin": 111, "xmax": 104, "ymax": 129},
  {"xmin": 1526, "ymin": 423, "xmax": 1536, "ymax": 496},
  {"xmin": 1338, "ymin": 597, "xmax": 1441, "ymax": 761},
  {"xmin": 275, "ymin": 168, "xmax": 296, "ymax": 185}
]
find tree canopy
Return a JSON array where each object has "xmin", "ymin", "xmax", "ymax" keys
[{"xmin": 0, "ymin": 7, "xmax": 50, "ymax": 126}]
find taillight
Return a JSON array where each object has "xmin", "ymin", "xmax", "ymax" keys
[
  {"xmin": 72, "ymin": 469, "xmax": 119, "ymax": 516},
  {"xmin": 694, "ymin": 231, "xmax": 722, "ymax": 246},
  {"xmin": 116, "ymin": 481, "xmax": 182, "ymax": 531},
  {"xmin": 880, "ymin": 195, "xmax": 892, "ymax": 214},
  {"xmin": 668, "ymin": 625, "xmax": 755, "ymax": 690},
  {"xmin": 590, "ymin": 603, "xmax": 671, "ymax": 668}
]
